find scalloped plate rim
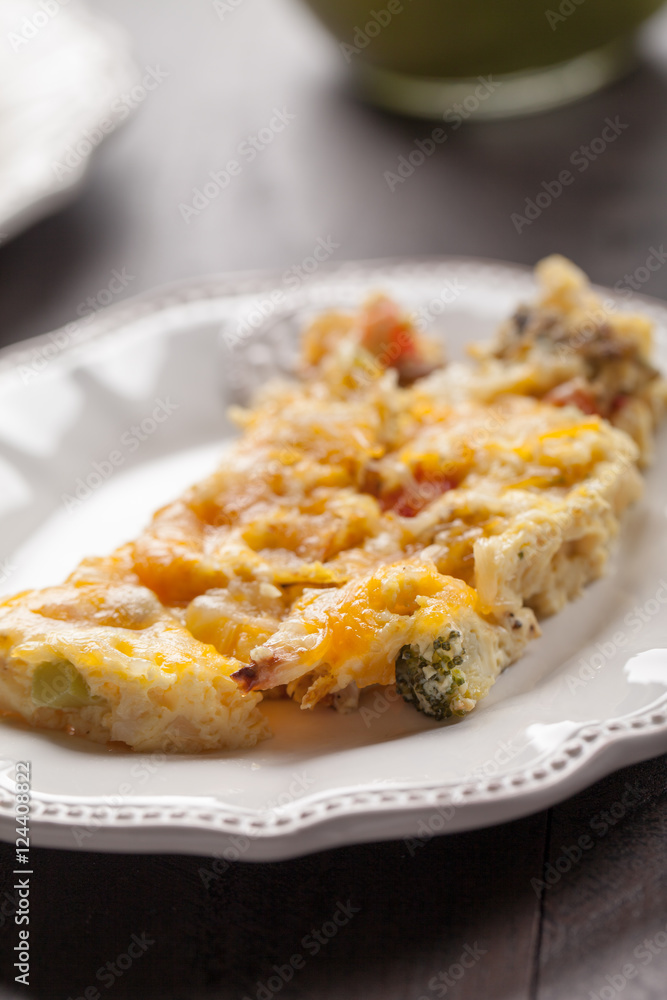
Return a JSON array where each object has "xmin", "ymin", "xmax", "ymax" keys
[{"xmin": 0, "ymin": 255, "xmax": 665, "ymax": 859}]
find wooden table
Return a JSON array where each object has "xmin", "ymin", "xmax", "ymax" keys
[{"xmin": 0, "ymin": 1, "xmax": 666, "ymax": 996}]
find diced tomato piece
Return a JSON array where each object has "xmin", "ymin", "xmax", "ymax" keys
[
  {"xmin": 545, "ymin": 380, "xmax": 599, "ymax": 415},
  {"xmin": 611, "ymin": 393, "xmax": 630, "ymax": 412},
  {"xmin": 381, "ymin": 467, "xmax": 456, "ymax": 517},
  {"xmin": 359, "ymin": 296, "xmax": 418, "ymax": 366}
]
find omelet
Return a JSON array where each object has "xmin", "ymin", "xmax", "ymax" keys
[
  {"xmin": 233, "ymin": 560, "xmax": 538, "ymax": 715},
  {"xmin": 431, "ymin": 255, "xmax": 667, "ymax": 463},
  {"xmin": 0, "ymin": 553, "xmax": 267, "ymax": 752},
  {"xmin": 377, "ymin": 395, "xmax": 643, "ymax": 616},
  {"xmin": 0, "ymin": 257, "xmax": 662, "ymax": 748}
]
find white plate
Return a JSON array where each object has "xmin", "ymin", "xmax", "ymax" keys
[
  {"xmin": 0, "ymin": 0, "xmax": 137, "ymax": 241},
  {"xmin": 0, "ymin": 258, "xmax": 665, "ymax": 860}
]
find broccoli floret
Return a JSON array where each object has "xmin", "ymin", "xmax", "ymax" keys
[{"xmin": 395, "ymin": 630, "xmax": 472, "ymax": 720}]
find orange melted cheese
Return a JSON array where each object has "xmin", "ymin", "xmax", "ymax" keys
[{"xmin": 0, "ymin": 256, "xmax": 659, "ymax": 748}]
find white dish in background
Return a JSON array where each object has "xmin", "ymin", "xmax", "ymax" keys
[
  {"xmin": 0, "ymin": 0, "xmax": 137, "ymax": 241},
  {"xmin": 0, "ymin": 257, "xmax": 665, "ymax": 859}
]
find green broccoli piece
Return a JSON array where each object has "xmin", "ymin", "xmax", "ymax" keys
[
  {"xmin": 395, "ymin": 630, "xmax": 471, "ymax": 720},
  {"xmin": 32, "ymin": 660, "xmax": 102, "ymax": 709}
]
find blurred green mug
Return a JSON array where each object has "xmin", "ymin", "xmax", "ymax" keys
[{"xmin": 301, "ymin": 0, "xmax": 666, "ymax": 117}]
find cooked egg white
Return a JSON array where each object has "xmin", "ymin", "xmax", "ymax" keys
[
  {"xmin": 234, "ymin": 560, "xmax": 538, "ymax": 713},
  {"xmin": 0, "ymin": 556, "xmax": 267, "ymax": 752},
  {"xmin": 0, "ymin": 257, "xmax": 661, "ymax": 747}
]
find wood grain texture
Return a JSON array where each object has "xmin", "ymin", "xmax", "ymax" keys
[
  {"xmin": 0, "ymin": 811, "xmax": 548, "ymax": 1000},
  {"xmin": 0, "ymin": 760, "xmax": 663, "ymax": 999},
  {"xmin": 0, "ymin": 1, "xmax": 666, "ymax": 997},
  {"xmin": 537, "ymin": 757, "xmax": 667, "ymax": 1000}
]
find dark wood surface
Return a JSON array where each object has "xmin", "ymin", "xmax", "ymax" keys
[{"xmin": 0, "ymin": 1, "xmax": 667, "ymax": 997}]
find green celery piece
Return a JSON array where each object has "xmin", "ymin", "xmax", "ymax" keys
[{"xmin": 31, "ymin": 661, "xmax": 102, "ymax": 709}]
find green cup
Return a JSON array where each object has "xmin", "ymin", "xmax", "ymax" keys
[{"xmin": 302, "ymin": 0, "xmax": 666, "ymax": 117}]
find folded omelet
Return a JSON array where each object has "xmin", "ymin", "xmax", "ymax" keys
[
  {"xmin": 438, "ymin": 255, "xmax": 667, "ymax": 463},
  {"xmin": 0, "ymin": 258, "xmax": 662, "ymax": 749},
  {"xmin": 233, "ymin": 560, "xmax": 539, "ymax": 716},
  {"xmin": 0, "ymin": 554, "xmax": 267, "ymax": 752}
]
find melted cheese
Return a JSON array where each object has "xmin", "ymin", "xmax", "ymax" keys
[{"xmin": 0, "ymin": 257, "xmax": 661, "ymax": 746}]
